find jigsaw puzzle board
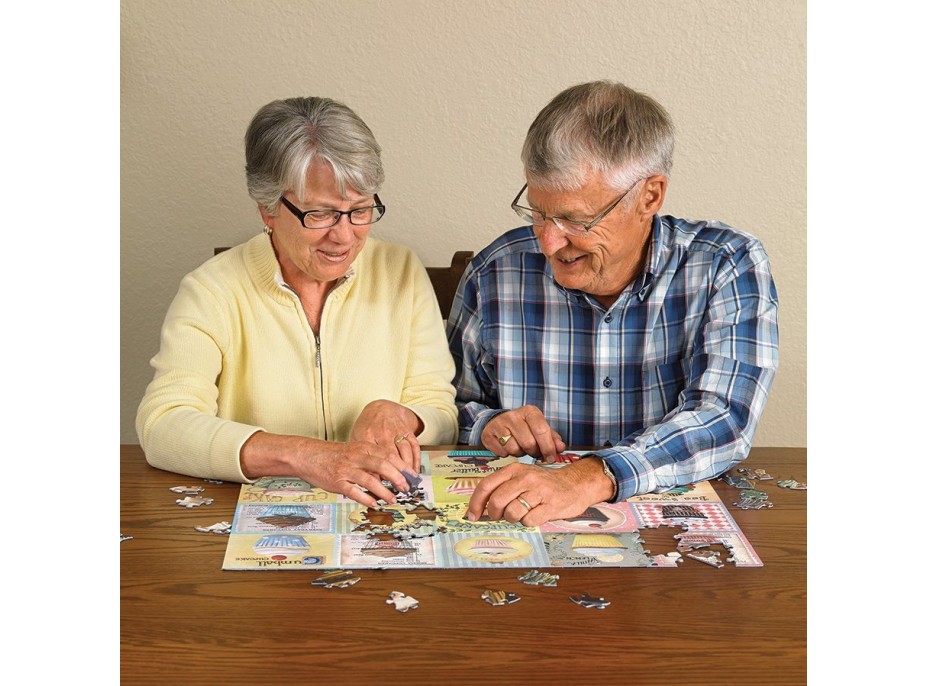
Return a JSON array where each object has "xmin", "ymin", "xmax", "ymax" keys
[{"xmin": 222, "ymin": 450, "xmax": 762, "ymax": 570}]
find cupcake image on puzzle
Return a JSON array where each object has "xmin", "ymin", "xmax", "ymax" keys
[{"xmin": 252, "ymin": 534, "xmax": 311, "ymax": 560}]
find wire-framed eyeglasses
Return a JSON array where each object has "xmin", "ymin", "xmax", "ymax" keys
[
  {"xmin": 279, "ymin": 194, "xmax": 386, "ymax": 229},
  {"xmin": 511, "ymin": 179, "xmax": 642, "ymax": 236}
]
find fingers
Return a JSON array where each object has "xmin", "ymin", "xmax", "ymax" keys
[
  {"xmin": 465, "ymin": 463, "xmax": 537, "ymax": 521},
  {"xmin": 502, "ymin": 494, "xmax": 536, "ymax": 524},
  {"xmin": 369, "ymin": 450, "xmax": 412, "ymax": 493},
  {"xmin": 393, "ymin": 434, "xmax": 421, "ymax": 474},
  {"xmin": 481, "ymin": 406, "xmax": 561, "ymax": 460},
  {"xmin": 340, "ymin": 477, "xmax": 393, "ymax": 507},
  {"xmin": 465, "ymin": 467, "xmax": 511, "ymax": 521}
]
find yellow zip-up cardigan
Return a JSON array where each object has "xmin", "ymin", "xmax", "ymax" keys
[{"xmin": 136, "ymin": 233, "xmax": 458, "ymax": 482}]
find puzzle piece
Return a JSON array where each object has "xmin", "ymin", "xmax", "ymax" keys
[
  {"xmin": 732, "ymin": 494, "xmax": 773, "ymax": 510},
  {"xmin": 202, "ymin": 478, "xmax": 224, "ymax": 484},
  {"xmin": 737, "ymin": 467, "xmax": 774, "ymax": 481},
  {"xmin": 312, "ymin": 570, "xmax": 360, "ymax": 588},
  {"xmin": 650, "ymin": 551, "xmax": 683, "ymax": 566},
  {"xmin": 517, "ymin": 570, "xmax": 560, "ymax": 587},
  {"xmin": 194, "ymin": 521, "xmax": 232, "ymax": 534},
  {"xmin": 401, "ymin": 469, "xmax": 423, "ymax": 491},
  {"xmin": 481, "ymin": 589, "xmax": 521, "ymax": 606},
  {"xmin": 169, "ymin": 485, "xmax": 205, "ymax": 495},
  {"xmin": 175, "ymin": 496, "xmax": 214, "ymax": 508},
  {"xmin": 777, "ymin": 479, "xmax": 807, "ymax": 490},
  {"xmin": 718, "ymin": 473, "xmax": 755, "ymax": 489},
  {"xmin": 569, "ymin": 593, "xmax": 610, "ymax": 609},
  {"xmin": 386, "ymin": 591, "xmax": 419, "ymax": 612},
  {"xmin": 120, "ymin": 533, "xmax": 133, "ymax": 543},
  {"xmin": 686, "ymin": 549, "xmax": 725, "ymax": 567},
  {"xmin": 674, "ymin": 535, "xmax": 728, "ymax": 553}
]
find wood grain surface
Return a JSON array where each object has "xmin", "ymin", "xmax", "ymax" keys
[{"xmin": 121, "ymin": 445, "xmax": 806, "ymax": 685}]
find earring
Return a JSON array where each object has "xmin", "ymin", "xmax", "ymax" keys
[{"xmin": 263, "ymin": 224, "xmax": 273, "ymax": 236}]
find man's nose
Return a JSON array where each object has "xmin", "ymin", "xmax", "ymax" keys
[{"xmin": 535, "ymin": 220, "xmax": 569, "ymax": 255}]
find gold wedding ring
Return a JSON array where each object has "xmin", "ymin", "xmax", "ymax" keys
[
  {"xmin": 517, "ymin": 496, "xmax": 532, "ymax": 511},
  {"xmin": 498, "ymin": 433, "xmax": 513, "ymax": 446},
  {"xmin": 394, "ymin": 434, "xmax": 408, "ymax": 443}
]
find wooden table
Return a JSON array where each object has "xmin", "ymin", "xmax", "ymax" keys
[{"xmin": 121, "ymin": 445, "xmax": 806, "ymax": 685}]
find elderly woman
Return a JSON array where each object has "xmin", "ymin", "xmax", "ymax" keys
[{"xmin": 136, "ymin": 97, "xmax": 457, "ymax": 507}]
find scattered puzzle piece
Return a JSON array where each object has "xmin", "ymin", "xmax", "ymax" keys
[
  {"xmin": 312, "ymin": 570, "xmax": 360, "ymax": 588},
  {"xmin": 194, "ymin": 521, "xmax": 232, "ymax": 534},
  {"xmin": 120, "ymin": 533, "xmax": 133, "ymax": 543},
  {"xmin": 481, "ymin": 589, "xmax": 521, "ymax": 606},
  {"xmin": 777, "ymin": 479, "xmax": 807, "ymax": 490},
  {"xmin": 386, "ymin": 591, "xmax": 419, "ymax": 612},
  {"xmin": 718, "ymin": 473, "xmax": 755, "ymax": 489},
  {"xmin": 203, "ymin": 478, "xmax": 224, "ymax": 484},
  {"xmin": 175, "ymin": 496, "xmax": 214, "ymax": 508},
  {"xmin": 517, "ymin": 570, "xmax": 560, "ymax": 586},
  {"xmin": 169, "ymin": 485, "xmax": 205, "ymax": 495},
  {"xmin": 732, "ymin": 489, "xmax": 773, "ymax": 510},
  {"xmin": 737, "ymin": 467, "xmax": 774, "ymax": 481},
  {"xmin": 650, "ymin": 551, "xmax": 683, "ymax": 566},
  {"xmin": 686, "ymin": 549, "xmax": 725, "ymax": 567},
  {"xmin": 569, "ymin": 593, "xmax": 610, "ymax": 609}
]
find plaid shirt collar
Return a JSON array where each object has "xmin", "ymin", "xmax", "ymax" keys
[{"xmin": 539, "ymin": 214, "xmax": 667, "ymax": 311}]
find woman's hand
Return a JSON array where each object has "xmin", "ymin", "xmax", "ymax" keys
[
  {"xmin": 350, "ymin": 399, "xmax": 424, "ymax": 473},
  {"xmin": 240, "ymin": 431, "xmax": 414, "ymax": 508}
]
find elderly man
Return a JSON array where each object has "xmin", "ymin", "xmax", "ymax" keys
[{"xmin": 448, "ymin": 81, "xmax": 778, "ymax": 526}]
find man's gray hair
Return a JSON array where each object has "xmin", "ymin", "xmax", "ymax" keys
[
  {"xmin": 522, "ymin": 81, "xmax": 674, "ymax": 192},
  {"xmin": 245, "ymin": 97, "xmax": 384, "ymax": 214}
]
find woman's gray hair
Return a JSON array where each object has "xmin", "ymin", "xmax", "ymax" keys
[
  {"xmin": 245, "ymin": 97, "xmax": 384, "ymax": 214},
  {"xmin": 521, "ymin": 81, "xmax": 674, "ymax": 193}
]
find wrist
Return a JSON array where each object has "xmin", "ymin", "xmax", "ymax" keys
[{"xmin": 582, "ymin": 455, "xmax": 618, "ymax": 502}]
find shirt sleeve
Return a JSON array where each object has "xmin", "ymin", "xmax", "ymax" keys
[
  {"xmin": 595, "ymin": 240, "xmax": 779, "ymax": 501},
  {"xmin": 447, "ymin": 262, "xmax": 504, "ymax": 445},
  {"xmin": 135, "ymin": 273, "xmax": 263, "ymax": 483},
  {"xmin": 397, "ymin": 256, "xmax": 460, "ymax": 445}
]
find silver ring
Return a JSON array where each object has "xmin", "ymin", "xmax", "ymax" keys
[
  {"xmin": 517, "ymin": 496, "xmax": 532, "ymax": 511},
  {"xmin": 499, "ymin": 433, "xmax": 513, "ymax": 446},
  {"xmin": 394, "ymin": 434, "xmax": 408, "ymax": 444}
]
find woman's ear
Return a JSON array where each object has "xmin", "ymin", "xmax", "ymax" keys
[{"xmin": 258, "ymin": 204, "xmax": 276, "ymax": 229}]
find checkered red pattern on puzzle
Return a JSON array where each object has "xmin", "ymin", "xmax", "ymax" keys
[{"xmin": 633, "ymin": 503, "xmax": 736, "ymax": 531}]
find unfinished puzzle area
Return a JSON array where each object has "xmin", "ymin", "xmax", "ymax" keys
[{"xmin": 221, "ymin": 450, "xmax": 762, "ymax": 570}]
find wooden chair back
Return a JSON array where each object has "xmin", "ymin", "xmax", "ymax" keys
[{"xmin": 426, "ymin": 251, "xmax": 473, "ymax": 319}]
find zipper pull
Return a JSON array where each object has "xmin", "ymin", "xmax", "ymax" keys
[{"xmin": 315, "ymin": 335, "xmax": 321, "ymax": 367}]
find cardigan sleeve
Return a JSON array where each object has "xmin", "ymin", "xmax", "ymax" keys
[
  {"xmin": 135, "ymin": 271, "xmax": 262, "ymax": 483},
  {"xmin": 397, "ymin": 253, "xmax": 460, "ymax": 446}
]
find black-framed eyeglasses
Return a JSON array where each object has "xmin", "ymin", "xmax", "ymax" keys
[
  {"xmin": 511, "ymin": 179, "xmax": 643, "ymax": 236},
  {"xmin": 279, "ymin": 194, "xmax": 386, "ymax": 229}
]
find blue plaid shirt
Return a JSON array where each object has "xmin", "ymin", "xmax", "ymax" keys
[{"xmin": 447, "ymin": 214, "xmax": 779, "ymax": 502}]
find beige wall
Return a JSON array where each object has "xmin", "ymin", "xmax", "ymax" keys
[{"xmin": 120, "ymin": 0, "xmax": 806, "ymax": 446}]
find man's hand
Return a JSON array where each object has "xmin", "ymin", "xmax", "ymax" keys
[
  {"xmin": 464, "ymin": 458, "xmax": 615, "ymax": 527},
  {"xmin": 350, "ymin": 399, "xmax": 424, "ymax": 473},
  {"xmin": 480, "ymin": 405, "xmax": 566, "ymax": 461}
]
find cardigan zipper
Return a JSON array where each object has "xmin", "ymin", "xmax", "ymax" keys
[{"xmin": 314, "ymin": 332, "xmax": 328, "ymax": 440}]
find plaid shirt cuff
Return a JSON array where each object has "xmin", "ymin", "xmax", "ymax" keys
[
  {"xmin": 590, "ymin": 448, "xmax": 658, "ymax": 502},
  {"xmin": 463, "ymin": 408, "xmax": 506, "ymax": 447}
]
